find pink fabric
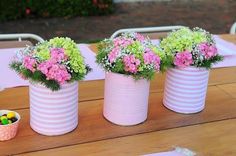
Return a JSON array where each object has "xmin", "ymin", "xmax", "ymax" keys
[
  {"xmin": 0, "ymin": 48, "xmax": 29, "ymax": 88},
  {"xmin": 213, "ymin": 35, "xmax": 236, "ymax": 68},
  {"xmin": 214, "ymin": 35, "xmax": 236, "ymax": 56},
  {"xmin": 213, "ymin": 55, "xmax": 236, "ymax": 68},
  {"xmin": 77, "ymin": 44, "xmax": 105, "ymax": 81},
  {"xmin": 151, "ymin": 39, "xmax": 160, "ymax": 45}
]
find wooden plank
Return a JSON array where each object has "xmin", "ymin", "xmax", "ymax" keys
[
  {"xmin": 0, "ymin": 86, "xmax": 236, "ymax": 155},
  {"xmin": 1, "ymin": 67, "xmax": 236, "ymax": 110},
  {"xmin": 16, "ymin": 118, "xmax": 236, "ymax": 156},
  {"xmin": 208, "ymin": 67, "xmax": 236, "ymax": 85},
  {"xmin": 0, "ymin": 41, "xmax": 32, "ymax": 49},
  {"xmin": 143, "ymin": 32, "xmax": 168, "ymax": 39},
  {"xmin": 220, "ymin": 34, "xmax": 236, "ymax": 44},
  {"xmin": 217, "ymin": 83, "xmax": 236, "ymax": 98}
]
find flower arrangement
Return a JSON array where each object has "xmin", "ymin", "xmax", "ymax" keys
[
  {"xmin": 10, "ymin": 37, "xmax": 91, "ymax": 91},
  {"xmin": 160, "ymin": 27, "xmax": 223, "ymax": 69},
  {"xmin": 96, "ymin": 32, "xmax": 165, "ymax": 80}
]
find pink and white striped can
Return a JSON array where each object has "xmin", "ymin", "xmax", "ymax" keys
[
  {"xmin": 163, "ymin": 67, "xmax": 210, "ymax": 114},
  {"xmin": 104, "ymin": 72, "xmax": 150, "ymax": 126},
  {"xmin": 29, "ymin": 82, "xmax": 78, "ymax": 136}
]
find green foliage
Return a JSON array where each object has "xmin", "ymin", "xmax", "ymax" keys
[
  {"xmin": 0, "ymin": 0, "xmax": 26, "ymax": 21},
  {"xmin": 0, "ymin": 0, "xmax": 114, "ymax": 21},
  {"xmin": 70, "ymin": 65, "xmax": 92, "ymax": 81},
  {"xmin": 112, "ymin": 60, "xmax": 124, "ymax": 73},
  {"xmin": 10, "ymin": 62, "xmax": 60, "ymax": 91},
  {"xmin": 134, "ymin": 70, "xmax": 155, "ymax": 80},
  {"xmin": 159, "ymin": 54, "xmax": 173, "ymax": 72},
  {"xmin": 197, "ymin": 55, "xmax": 224, "ymax": 69}
]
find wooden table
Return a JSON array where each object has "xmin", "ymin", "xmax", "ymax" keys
[{"xmin": 0, "ymin": 34, "xmax": 236, "ymax": 156}]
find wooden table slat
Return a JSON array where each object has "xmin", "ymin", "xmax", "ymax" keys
[
  {"xmin": 217, "ymin": 83, "xmax": 236, "ymax": 98},
  {"xmin": 16, "ymin": 118, "xmax": 236, "ymax": 156}
]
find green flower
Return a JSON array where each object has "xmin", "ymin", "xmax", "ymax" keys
[
  {"xmin": 192, "ymin": 31, "xmax": 207, "ymax": 45},
  {"xmin": 49, "ymin": 37, "xmax": 87, "ymax": 73},
  {"xmin": 160, "ymin": 27, "xmax": 224, "ymax": 69},
  {"xmin": 35, "ymin": 42, "xmax": 50, "ymax": 60},
  {"xmin": 160, "ymin": 27, "xmax": 195, "ymax": 54},
  {"xmin": 151, "ymin": 46, "xmax": 165, "ymax": 60},
  {"xmin": 126, "ymin": 41, "xmax": 144, "ymax": 57}
]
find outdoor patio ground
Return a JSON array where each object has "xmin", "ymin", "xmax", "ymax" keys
[{"xmin": 0, "ymin": 0, "xmax": 235, "ymax": 43}]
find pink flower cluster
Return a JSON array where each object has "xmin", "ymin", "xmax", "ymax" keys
[
  {"xmin": 22, "ymin": 48, "xmax": 71, "ymax": 84},
  {"xmin": 23, "ymin": 56, "xmax": 37, "ymax": 72},
  {"xmin": 123, "ymin": 55, "xmax": 141, "ymax": 73},
  {"xmin": 143, "ymin": 49, "xmax": 161, "ymax": 70},
  {"xmin": 135, "ymin": 33, "xmax": 145, "ymax": 42},
  {"xmin": 198, "ymin": 43, "xmax": 217, "ymax": 59},
  {"xmin": 50, "ymin": 48, "xmax": 68, "ymax": 63},
  {"xmin": 38, "ymin": 62, "xmax": 71, "ymax": 84},
  {"xmin": 113, "ymin": 37, "xmax": 133, "ymax": 47},
  {"xmin": 108, "ymin": 47, "xmax": 120, "ymax": 63},
  {"xmin": 37, "ymin": 48, "xmax": 71, "ymax": 84},
  {"xmin": 174, "ymin": 50, "xmax": 193, "ymax": 68}
]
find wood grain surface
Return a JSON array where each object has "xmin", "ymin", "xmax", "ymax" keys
[
  {"xmin": 0, "ymin": 85, "xmax": 236, "ymax": 155},
  {"xmin": 16, "ymin": 119, "xmax": 236, "ymax": 156}
]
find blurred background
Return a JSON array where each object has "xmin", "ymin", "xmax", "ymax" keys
[{"xmin": 0, "ymin": 0, "xmax": 235, "ymax": 43}]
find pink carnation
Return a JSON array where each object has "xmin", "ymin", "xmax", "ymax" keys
[
  {"xmin": 174, "ymin": 50, "xmax": 193, "ymax": 68},
  {"xmin": 108, "ymin": 47, "xmax": 120, "ymax": 63},
  {"xmin": 143, "ymin": 49, "xmax": 161, "ymax": 70},
  {"xmin": 50, "ymin": 48, "xmax": 68, "ymax": 63},
  {"xmin": 47, "ymin": 64, "xmax": 71, "ymax": 84},
  {"xmin": 23, "ymin": 56, "xmax": 37, "ymax": 72},
  {"xmin": 123, "ymin": 55, "xmax": 140, "ymax": 73},
  {"xmin": 113, "ymin": 37, "xmax": 133, "ymax": 47},
  {"xmin": 37, "ymin": 60, "xmax": 71, "ymax": 84},
  {"xmin": 198, "ymin": 43, "xmax": 217, "ymax": 59},
  {"xmin": 135, "ymin": 33, "xmax": 145, "ymax": 42},
  {"xmin": 37, "ymin": 60, "xmax": 53, "ymax": 75},
  {"xmin": 37, "ymin": 48, "xmax": 71, "ymax": 84}
]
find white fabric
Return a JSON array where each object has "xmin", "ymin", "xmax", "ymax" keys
[{"xmin": 143, "ymin": 147, "xmax": 196, "ymax": 156}]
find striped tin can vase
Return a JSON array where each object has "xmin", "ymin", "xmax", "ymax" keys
[
  {"xmin": 163, "ymin": 67, "xmax": 210, "ymax": 114},
  {"xmin": 29, "ymin": 82, "xmax": 78, "ymax": 136},
  {"xmin": 104, "ymin": 72, "xmax": 150, "ymax": 126}
]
